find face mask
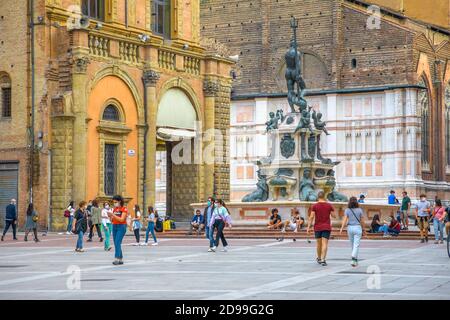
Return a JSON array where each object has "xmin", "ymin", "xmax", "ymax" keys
[
  {"xmin": 114, "ymin": 203, "xmax": 120, "ymax": 208},
  {"xmin": 214, "ymin": 203, "xmax": 218, "ymax": 208},
  {"xmin": 105, "ymin": 205, "xmax": 109, "ymax": 209},
  {"xmin": 207, "ymin": 201, "xmax": 211, "ymax": 206}
]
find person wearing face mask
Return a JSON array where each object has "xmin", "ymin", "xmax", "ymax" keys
[
  {"xmin": 203, "ymin": 197, "xmax": 215, "ymax": 242},
  {"xmin": 101, "ymin": 202, "xmax": 113, "ymax": 251},
  {"xmin": 73, "ymin": 201, "xmax": 88, "ymax": 252},
  {"xmin": 416, "ymin": 194, "xmax": 431, "ymax": 243},
  {"xmin": 208, "ymin": 199, "xmax": 232, "ymax": 252},
  {"xmin": 2, "ymin": 198, "xmax": 18, "ymax": 241},
  {"xmin": 107, "ymin": 195, "xmax": 128, "ymax": 265}
]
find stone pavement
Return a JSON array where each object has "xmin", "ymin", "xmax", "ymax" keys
[{"xmin": 0, "ymin": 233, "xmax": 449, "ymax": 300}]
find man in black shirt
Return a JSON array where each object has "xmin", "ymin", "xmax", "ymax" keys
[
  {"xmin": 267, "ymin": 208, "xmax": 282, "ymax": 230},
  {"xmin": 2, "ymin": 199, "xmax": 18, "ymax": 241}
]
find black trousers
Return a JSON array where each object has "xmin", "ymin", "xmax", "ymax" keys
[
  {"xmin": 2, "ymin": 220, "xmax": 17, "ymax": 238},
  {"xmin": 25, "ymin": 228, "xmax": 38, "ymax": 240},
  {"xmin": 214, "ymin": 220, "xmax": 228, "ymax": 247},
  {"xmin": 134, "ymin": 229, "xmax": 140, "ymax": 243},
  {"xmin": 88, "ymin": 223, "xmax": 102, "ymax": 240}
]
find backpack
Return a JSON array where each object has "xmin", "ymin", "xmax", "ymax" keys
[{"xmin": 155, "ymin": 219, "xmax": 163, "ymax": 232}]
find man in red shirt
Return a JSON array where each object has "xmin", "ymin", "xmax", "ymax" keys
[{"xmin": 307, "ymin": 191, "xmax": 336, "ymax": 266}]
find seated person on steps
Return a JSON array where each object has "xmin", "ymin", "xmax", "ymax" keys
[
  {"xmin": 378, "ymin": 216, "xmax": 401, "ymax": 237},
  {"xmin": 281, "ymin": 209, "xmax": 304, "ymax": 233},
  {"xmin": 190, "ymin": 209, "xmax": 205, "ymax": 235},
  {"xmin": 267, "ymin": 208, "xmax": 283, "ymax": 230}
]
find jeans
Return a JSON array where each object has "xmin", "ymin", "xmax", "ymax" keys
[
  {"xmin": 205, "ymin": 225, "xmax": 210, "ymax": 240},
  {"xmin": 112, "ymin": 224, "xmax": 127, "ymax": 259},
  {"xmin": 67, "ymin": 216, "xmax": 73, "ymax": 232},
  {"xmin": 76, "ymin": 231, "xmax": 84, "ymax": 249},
  {"xmin": 101, "ymin": 223, "xmax": 112, "ymax": 249},
  {"xmin": 214, "ymin": 220, "xmax": 228, "ymax": 248},
  {"xmin": 2, "ymin": 219, "xmax": 17, "ymax": 238},
  {"xmin": 145, "ymin": 222, "xmax": 157, "ymax": 243},
  {"xmin": 89, "ymin": 223, "xmax": 102, "ymax": 240},
  {"xmin": 433, "ymin": 218, "xmax": 444, "ymax": 241},
  {"xmin": 380, "ymin": 225, "xmax": 400, "ymax": 236},
  {"xmin": 134, "ymin": 228, "xmax": 140, "ymax": 243},
  {"xmin": 347, "ymin": 225, "xmax": 362, "ymax": 259}
]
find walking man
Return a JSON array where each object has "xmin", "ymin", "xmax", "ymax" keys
[
  {"xmin": 2, "ymin": 198, "xmax": 18, "ymax": 241},
  {"xmin": 307, "ymin": 191, "xmax": 336, "ymax": 266},
  {"xmin": 416, "ymin": 194, "xmax": 431, "ymax": 243},
  {"xmin": 400, "ymin": 191, "xmax": 411, "ymax": 230},
  {"xmin": 203, "ymin": 197, "xmax": 215, "ymax": 242}
]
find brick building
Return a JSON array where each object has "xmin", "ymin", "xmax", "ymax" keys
[
  {"xmin": 200, "ymin": 0, "xmax": 450, "ymax": 202},
  {"xmin": 0, "ymin": 0, "xmax": 233, "ymax": 230}
]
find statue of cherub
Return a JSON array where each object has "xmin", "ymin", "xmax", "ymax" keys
[
  {"xmin": 312, "ymin": 110, "xmax": 330, "ymax": 135},
  {"xmin": 294, "ymin": 106, "xmax": 313, "ymax": 133},
  {"xmin": 265, "ymin": 112, "xmax": 278, "ymax": 132},
  {"xmin": 276, "ymin": 109, "xmax": 286, "ymax": 123}
]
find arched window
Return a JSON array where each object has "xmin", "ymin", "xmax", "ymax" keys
[
  {"xmin": 0, "ymin": 73, "xmax": 11, "ymax": 118},
  {"xmin": 102, "ymin": 104, "xmax": 120, "ymax": 121},
  {"xmin": 418, "ymin": 77, "xmax": 430, "ymax": 169},
  {"xmin": 445, "ymin": 83, "xmax": 450, "ymax": 167}
]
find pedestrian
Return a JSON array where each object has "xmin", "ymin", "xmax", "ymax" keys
[
  {"xmin": 307, "ymin": 191, "xmax": 336, "ymax": 266},
  {"xmin": 143, "ymin": 206, "xmax": 158, "ymax": 246},
  {"xmin": 431, "ymin": 199, "xmax": 445, "ymax": 244},
  {"xmin": 87, "ymin": 199, "xmax": 103, "ymax": 242},
  {"xmin": 340, "ymin": 196, "xmax": 366, "ymax": 267},
  {"xmin": 400, "ymin": 191, "xmax": 411, "ymax": 230},
  {"xmin": 132, "ymin": 204, "xmax": 142, "ymax": 246},
  {"xmin": 203, "ymin": 197, "xmax": 215, "ymax": 242},
  {"xmin": 24, "ymin": 203, "xmax": 40, "ymax": 242},
  {"xmin": 388, "ymin": 190, "xmax": 397, "ymax": 205},
  {"xmin": 73, "ymin": 201, "xmax": 88, "ymax": 252},
  {"xmin": 101, "ymin": 202, "xmax": 112, "ymax": 251},
  {"xmin": 66, "ymin": 201, "xmax": 75, "ymax": 235},
  {"xmin": 1, "ymin": 198, "xmax": 18, "ymax": 241},
  {"xmin": 108, "ymin": 195, "xmax": 128, "ymax": 265},
  {"xmin": 358, "ymin": 194, "xmax": 365, "ymax": 204},
  {"xmin": 416, "ymin": 194, "xmax": 431, "ymax": 243},
  {"xmin": 208, "ymin": 199, "xmax": 232, "ymax": 252}
]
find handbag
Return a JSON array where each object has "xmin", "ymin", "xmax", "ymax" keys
[
  {"xmin": 32, "ymin": 214, "xmax": 39, "ymax": 222},
  {"xmin": 64, "ymin": 210, "xmax": 70, "ymax": 218}
]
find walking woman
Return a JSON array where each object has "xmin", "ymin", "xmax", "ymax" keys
[
  {"xmin": 73, "ymin": 201, "xmax": 88, "ymax": 252},
  {"xmin": 132, "ymin": 204, "xmax": 142, "ymax": 246},
  {"xmin": 340, "ymin": 196, "xmax": 366, "ymax": 267},
  {"xmin": 66, "ymin": 201, "xmax": 75, "ymax": 235},
  {"xmin": 108, "ymin": 195, "xmax": 128, "ymax": 265},
  {"xmin": 208, "ymin": 199, "xmax": 232, "ymax": 252},
  {"xmin": 143, "ymin": 206, "xmax": 158, "ymax": 246},
  {"xmin": 432, "ymin": 199, "xmax": 445, "ymax": 244},
  {"xmin": 101, "ymin": 202, "xmax": 112, "ymax": 251},
  {"xmin": 88, "ymin": 200, "xmax": 103, "ymax": 242},
  {"xmin": 24, "ymin": 203, "xmax": 40, "ymax": 242}
]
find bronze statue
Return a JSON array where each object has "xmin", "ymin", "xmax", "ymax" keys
[
  {"xmin": 299, "ymin": 169, "xmax": 317, "ymax": 201},
  {"xmin": 242, "ymin": 170, "xmax": 269, "ymax": 202},
  {"xmin": 265, "ymin": 112, "xmax": 279, "ymax": 132},
  {"xmin": 312, "ymin": 110, "xmax": 330, "ymax": 135},
  {"xmin": 285, "ymin": 17, "xmax": 307, "ymax": 114}
]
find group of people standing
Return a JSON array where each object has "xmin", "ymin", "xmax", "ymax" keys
[
  {"xmin": 66, "ymin": 195, "xmax": 159, "ymax": 265},
  {"xmin": 1, "ymin": 198, "xmax": 40, "ymax": 242}
]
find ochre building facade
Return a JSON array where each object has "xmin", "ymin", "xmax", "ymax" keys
[{"xmin": 0, "ymin": 0, "xmax": 233, "ymax": 230}]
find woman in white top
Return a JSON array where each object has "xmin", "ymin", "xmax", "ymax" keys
[
  {"xmin": 132, "ymin": 204, "xmax": 142, "ymax": 246},
  {"xmin": 101, "ymin": 202, "xmax": 112, "ymax": 251},
  {"xmin": 66, "ymin": 201, "xmax": 76, "ymax": 235}
]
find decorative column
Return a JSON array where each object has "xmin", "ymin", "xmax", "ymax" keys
[
  {"xmin": 203, "ymin": 79, "xmax": 219, "ymax": 199},
  {"xmin": 143, "ymin": 69, "xmax": 160, "ymax": 209},
  {"xmin": 71, "ymin": 54, "xmax": 90, "ymax": 204}
]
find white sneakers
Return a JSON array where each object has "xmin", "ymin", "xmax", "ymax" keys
[
  {"xmin": 208, "ymin": 246, "xmax": 228, "ymax": 252},
  {"xmin": 141, "ymin": 242, "xmax": 148, "ymax": 246},
  {"xmin": 151, "ymin": 242, "xmax": 159, "ymax": 246},
  {"xmin": 221, "ymin": 247, "xmax": 228, "ymax": 252}
]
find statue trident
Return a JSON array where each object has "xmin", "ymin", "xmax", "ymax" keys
[{"xmin": 285, "ymin": 17, "xmax": 307, "ymax": 113}]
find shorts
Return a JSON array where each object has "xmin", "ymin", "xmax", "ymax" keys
[
  {"xmin": 288, "ymin": 223, "xmax": 297, "ymax": 231},
  {"xmin": 314, "ymin": 230, "xmax": 331, "ymax": 239},
  {"xmin": 417, "ymin": 216, "xmax": 429, "ymax": 230},
  {"xmin": 401, "ymin": 210, "xmax": 409, "ymax": 218}
]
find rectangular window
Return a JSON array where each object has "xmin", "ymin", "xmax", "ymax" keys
[
  {"xmin": 152, "ymin": 0, "xmax": 171, "ymax": 38},
  {"xmin": 2, "ymin": 88, "xmax": 11, "ymax": 118},
  {"xmin": 104, "ymin": 144, "xmax": 117, "ymax": 196},
  {"xmin": 82, "ymin": 0, "xmax": 105, "ymax": 21}
]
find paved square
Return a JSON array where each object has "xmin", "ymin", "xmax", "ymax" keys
[{"xmin": 0, "ymin": 233, "xmax": 449, "ymax": 300}]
